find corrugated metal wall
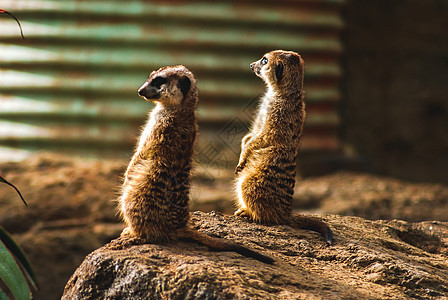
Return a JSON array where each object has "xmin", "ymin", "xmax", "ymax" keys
[{"xmin": 0, "ymin": 0, "xmax": 344, "ymax": 163}]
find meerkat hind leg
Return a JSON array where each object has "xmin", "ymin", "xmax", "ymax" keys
[{"xmin": 234, "ymin": 208, "xmax": 251, "ymax": 218}]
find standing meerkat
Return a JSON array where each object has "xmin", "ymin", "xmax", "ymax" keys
[
  {"xmin": 119, "ymin": 65, "xmax": 274, "ymax": 264},
  {"xmin": 234, "ymin": 50, "xmax": 333, "ymax": 245}
]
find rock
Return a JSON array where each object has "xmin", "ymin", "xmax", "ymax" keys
[
  {"xmin": 294, "ymin": 172, "xmax": 448, "ymax": 222},
  {"xmin": 63, "ymin": 212, "xmax": 448, "ymax": 299},
  {"xmin": 3, "ymin": 155, "xmax": 448, "ymax": 299}
]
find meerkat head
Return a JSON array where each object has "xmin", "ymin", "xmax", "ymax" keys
[
  {"xmin": 138, "ymin": 65, "xmax": 197, "ymax": 106},
  {"xmin": 250, "ymin": 50, "xmax": 304, "ymax": 91}
]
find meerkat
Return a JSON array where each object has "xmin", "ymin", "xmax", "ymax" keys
[
  {"xmin": 119, "ymin": 65, "xmax": 274, "ymax": 264},
  {"xmin": 234, "ymin": 50, "xmax": 333, "ymax": 245}
]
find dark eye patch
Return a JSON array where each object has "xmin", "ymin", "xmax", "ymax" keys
[
  {"xmin": 261, "ymin": 57, "xmax": 268, "ymax": 65},
  {"xmin": 178, "ymin": 76, "xmax": 191, "ymax": 97},
  {"xmin": 150, "ymin": 76, "xmax": 167, "ymax": 89},
  {"xmin": 275, "ymin": 61, "xmax": 283, "ymax": 82}
]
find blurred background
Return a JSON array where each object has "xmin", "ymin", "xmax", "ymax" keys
[
  {"xmin": 1, "ymin": 1, "xmax": 448, "ymax": 298},
  {"xmin": 1, "ymin": 0, "xmax": 447, "ymax": 183},
  {"xmin": 0, "ymin": 0, "xmax": 344, "ymax": 188}
]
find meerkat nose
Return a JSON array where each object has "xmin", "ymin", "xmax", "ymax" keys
[
  {"xmin": 138, "ymin": 87, "xmax": 146, "ymax": 96},
  {"xmin": 250, "ymin": 63, "xmax": 255, "ymax": 70}
]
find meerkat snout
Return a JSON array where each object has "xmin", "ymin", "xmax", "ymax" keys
[
  {"xmin": 250, "ymin": 63, "xmax": 261, "ymax": 77},
  {"xmin": 137, "ymin": 85, "xmax": 147, "ymax": 96},
  {"xmin": 250, "ymin": 56, "xmax": 268, "ymax": 77},
  {"xmin": 138, "ymin": 79, "xmax": 162, "ymax": 101}
]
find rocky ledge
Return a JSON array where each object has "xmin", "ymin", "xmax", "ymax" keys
[{"xmin": 63, "ymin": 211, "xmax": 448, "ymax": 299}]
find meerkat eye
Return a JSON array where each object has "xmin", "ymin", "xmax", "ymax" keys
[
  {"xmin": 151, "ymin": 76, "xmax": 167, "ymax": 89},
  {"xmin": 261, "ymin": 57, "xmax": 268, "ymax": 65}
]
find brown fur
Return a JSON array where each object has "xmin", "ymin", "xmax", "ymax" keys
[
  {"xmin": 119, "ymin": 65, "xmax": 274, "ymax": 263},
  {"xmin": 235, "ymin": 50, "xmax": 333, "ymax": 244}
]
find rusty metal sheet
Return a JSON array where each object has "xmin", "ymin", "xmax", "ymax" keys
[{"xmin": 0, "ymin": 0, "xmax": 345, "ymax": 162}]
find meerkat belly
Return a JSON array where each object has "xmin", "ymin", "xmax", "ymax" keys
[
  {"xmin": 122, "ymin": 165, "xmax": 190, "ymax": 237},
  {"xmin": 121, "ymin": 127, "xmax": 192, "ymax": 237}
]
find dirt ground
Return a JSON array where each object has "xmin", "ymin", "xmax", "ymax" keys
[{"xmin": 1, "ymin": 153, "xmax": 447, "ymax": 299}]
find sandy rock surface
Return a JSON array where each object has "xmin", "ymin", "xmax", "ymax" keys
[
  {"xmin": 63, "ymin": 212, "xmax": 448, "ymax": 299},
  {"xmin": 1, "ymin": 154, "xmax": 448, "ymax": 299}
]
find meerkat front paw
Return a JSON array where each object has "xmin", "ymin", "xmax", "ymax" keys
[
  {"xmin": 235, "ymin": 159, "xmax": 248, "ymax": 175},
  {"xmin": 241, "ymin": 134, "xmax": 253, "ymax": 148},
  {"xmin": 235, "ymin": 164, "xmax": 244, "ymax": 175}
]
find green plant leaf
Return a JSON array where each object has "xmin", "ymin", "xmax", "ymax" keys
[
  {"xmin": 0, "ymin": 238, "xmax": 30, "ymax": 300},
  {"xmin": 0, "ymin": 289, "xmax": 10, "ymax": 300},
  {"xmin": 0, "ymin": 228, "xmax": 38, "ymax": 292}
]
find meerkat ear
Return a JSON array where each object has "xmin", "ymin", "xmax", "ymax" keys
[
  {"xmin": 275, "ymin": 62, "xmax": 284, "ymax": 82},
  {"xmin": 178, "ymin": 76, "xmax": 191, "ymax": 97}
]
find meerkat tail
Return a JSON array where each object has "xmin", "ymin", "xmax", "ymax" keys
[
  {"xmin": 291, "ymin": 214, "xmax": 333, "ymax": 245},
  {"xmin": 178, "ymin": 227, "xmax": 274, "ymax": 264}
]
